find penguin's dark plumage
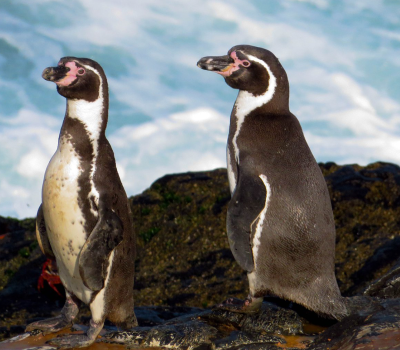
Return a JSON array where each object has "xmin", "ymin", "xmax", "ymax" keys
[
  {"xmin": 198, "ymin": 45, "xmax": 348, "ymax": 320},
  {"xmin": 26, "ymin": 57, "xmax": 137, "ymax": 348}
]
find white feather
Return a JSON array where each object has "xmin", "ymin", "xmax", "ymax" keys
[
  {"xmin": 252, "ymin": 174, "xmax": 271, "ymax": 266},
  {"xmin": 247, "ymin": 270, "xmax": 257, "ymax": 295},
  {"xmin": 226, "ymin": 147, "xmax": 237, "ymax": 193},
  {"xmin": 43, "ymin": 136, "xmax": 93, "ymax": 304}
]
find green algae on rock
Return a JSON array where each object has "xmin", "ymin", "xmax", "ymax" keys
[{"xmin": 3, "ymin": 162, "xmax": 400, "ymax": 348}]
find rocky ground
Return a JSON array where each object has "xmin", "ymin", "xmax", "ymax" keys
[{"xmin": 1, "ymin": 162, "xmax": 400, "ymax": 349}]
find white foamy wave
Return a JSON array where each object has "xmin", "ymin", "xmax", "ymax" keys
[
  {"xmin": 0, "ymin": 0, "xmax": 399, "ymax": 218},
  {"xmin": 109, "ymin": 108, "xmax": 228, "ymax": 197}
]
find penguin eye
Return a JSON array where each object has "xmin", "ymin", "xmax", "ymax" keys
[
  {"xmin": 77, "ymin": 68, "xmax": 85, "ymax": 75},
  {"xmin": 242, "ymin": 61, "xmax": 251, "ymax": 68}
]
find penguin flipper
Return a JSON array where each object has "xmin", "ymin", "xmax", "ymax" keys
[
  {"xmin": 227, "ymin": 168, "xmax": 266, "ymax": 272},
  {"xmin": 36, "ymin": 204, "xmax": 55, "ymax": 259},
  {"xmin": 79, "ymin": 208, "xmax": 124, "ymax": 291}
]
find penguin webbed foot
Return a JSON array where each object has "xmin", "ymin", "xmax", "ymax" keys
[
  {"xmin": 25, "ymin": 315, "xmax": 72, "ymax": 335},
  {"xmin": 215, "ymin": 296, "xmax": 262, "ymax": 314},
  {"xmin": 47, "ymin": 319, "xmax": 103, "ymax": 349},
  {"xmin": 26, "ymin": 294, "xmax": 80, "ymax": 335}
]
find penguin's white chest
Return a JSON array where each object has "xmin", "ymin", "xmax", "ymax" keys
[{"xmin": 42, "ymin": 136, "xmax": 95, "ymax": 303}]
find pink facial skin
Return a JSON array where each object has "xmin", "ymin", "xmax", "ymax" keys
[
  {"xmin": 56, "ymin": 61, "xmax": 85, "ymax": 86},
  {"xmin": 217, "ymin": 51, "xmax": 251, "ymax": 77}
]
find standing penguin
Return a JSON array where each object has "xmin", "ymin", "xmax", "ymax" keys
[
  {"xmin": 197, "ymin": 45, "xmax": 347, "ymax": 320},
  {"xmin": 25, "ymin": 57, "xmax": 137, "ymax": 348}
]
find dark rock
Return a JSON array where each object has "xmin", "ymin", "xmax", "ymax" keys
[
  {"xmin": 103, "ymin": 326, "xmax": 151, "ymax": 346},
  {"xmin": 0, "ymin": 216, "xmax": 35, "ymax": 236},
  {"xmin": 131, "ymin": 168, "xmax": 243, "ymax": 309},
  {"xmin": 364, "ymin": 257, "xmax": 400, "ymax": 299},
  {"xmin": 135, "ymin": 305, "xmax": 203, "ymax": 326},
  {"xmin": 103, "ymin": 302, "xmax": 304, "ymax": 349},
  {"xmin": 241, "ymin": 302, "xmax": 303, "ymax": 335},
  {"xmin": 3, "ymin": 162, "xmax": 400, "ymax": 349},
  {"xmin": 321, "ymin": 162, "xmax": 400, "ymax": 296},
  {"xmin": 104, "ymin": 320, "xmax": 218, "ymax": 349},
  {"xmin": 145, "ymin": 321, "xmax": 217, "ymax": 349},
  {"xmin": 199, "ymin": 309, "xmax": 247, "ymax": 329},
  {"xmin": 0, "ymin": 328, "xmax": 8, "ymax": 340},
  {"xmin": 309, "ymin": 299, "xmax": 400, "ymax": 350},
  {"xmin": 218, "ymin": 345, "xmax": 282, "ymax": 350},
  {"xmin": 344, "ymin": 296, "xmax": 385, "ymax": 316},
  {"xmin": 9, "ymin": 325, "xmax": 25, "ymax": 337},
  {"xmin": 213, "ymin": 330, "xmax": 284, "ymax": 349},
  {"xmin": 130, "ymin": 162, "xmax": 400, "ymax": 307},
  {"xmin": 134, "ymin": 307, "xmax": 165, "ymax": 326}
]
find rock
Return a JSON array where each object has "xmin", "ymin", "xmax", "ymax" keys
[
  {"xmin": 145, "ymin": 321, "xmax": 217, "ymax": 349},
  {"xmin": 213, "ymin": 331, "xmax": 284, "ymax": 350},
  {"xmin": 240, "ymin": 302, "xmax": 303, "ymax": 335},
  {"xmin": 364, "ymin": 258, "xmax": 400, "ymax": 299},
  {"xmin": 309, "ymin": 299, "xmax": 400, "ymax": 350},
  {"xmin": 131, "ymin": 169, "xmax": 242, "ymax": 309},
  {"xmin": 103, "ymin": 302, "xmax": 305, "ymax": 349},
  {"xmin": 199, "ymin": 309, "xmax": 246, "ymax": 329},
  {"xmin": 131, "ymin": 162, "xmax": 400, "ymax": 307},
  {"xmin": 2, "ymin": 162, "xmax": 400, "ymax": 349},
  {"xmin": 324, "ymin": 162, "xmax": 400, "ymax": 296},
  {"xmin": 103, "ymin": 326, "xmax": 151, "ymax": 347},
  {"xmin": 104, "ymin": 320, "xmax": 218, "ymax": 349},
  {"xmin": 134, "ymin": 306, "xmax": 203, "ymax": 327}
]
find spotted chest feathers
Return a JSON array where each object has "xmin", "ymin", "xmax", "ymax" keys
[{"xmin": 42, "ymin": 135, "xmax": 96, "ymax": 303}]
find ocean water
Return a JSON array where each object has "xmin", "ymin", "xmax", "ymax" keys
[{"xmin": 0, "ymin": 0, "xmax": 399, "ymax": 218}]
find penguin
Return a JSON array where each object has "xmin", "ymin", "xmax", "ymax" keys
[
  {"xmin": 25, "ymin": 57, "xmax": 137, "ymax": 348},
  {"xmin": 197, "ymin": 45, "xmax": 348, "ymax": 320}
]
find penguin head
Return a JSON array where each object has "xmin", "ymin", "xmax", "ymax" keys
[
  {"xmin": 197, "ymin": 45, "xmax": 289, "ymax": 100},
  {"xmin": 42, "ymin": 57, "xmax": 107, "ymax": 102}
]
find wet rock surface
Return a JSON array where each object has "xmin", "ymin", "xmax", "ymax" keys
[
  {"xmin": 309, "ymin": 298, "xmax": 400, "ymax": 350},
  {"xmin": 1, "ymin": 162, "xmax": 400, "ymax": 349},
  {"xmin": 101, "ymin": 303, "xmax": 309, "ymax": 349}
]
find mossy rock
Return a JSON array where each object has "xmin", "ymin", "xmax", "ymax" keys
[
  {"xmin": 2, "ymin": 162, "xmax": 400, "ymax": 335},
  {"xmin": 131, "ymin": 169, "xmax": 245, "ymax": 308}
]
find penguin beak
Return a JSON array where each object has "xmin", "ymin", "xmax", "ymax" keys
[
  {"xmin": 42, "ymin": 65, "xmax": 70, "ymax": 82},
  {"xmin": 197, "ymin": 55, "xmax": 234, "ymax": 74}
]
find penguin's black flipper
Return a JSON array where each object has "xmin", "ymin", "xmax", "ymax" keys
[
  {"xmin": 79, "ymin": 208, "xmax": 124, "ymax": 291},
  {"xmin": 36, "ymin": 204, "xmax": 55, "ymax": 259},
  {"xmin": 227, "ymin": 167, "xmax": 266, "ymax": 272}
]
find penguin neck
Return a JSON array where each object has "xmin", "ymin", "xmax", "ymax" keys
[
  {"xmin": 59, "ymin": 80, "xmax": 108, "ymax": 155},
  {"xmin": 67, "ymin": 84, "xmax": 107, "ymax": 138},
  {"xmin": 233, "ymin": 90, "xmax": 289, "ymax": 126},
  {"xmin": 230, "ymin": 71, "xmax": 289, "ymax": 164},
  {"xmin": 233, "ymin": 56, "xmax": 289, "ymax": 121},
  {"xmin": 234, "ymin": 80, "xmax": 277, "ymax": 122},
  {"xmin": 58, "ymin": 89, "xmax": 107, "ymax": 218}
]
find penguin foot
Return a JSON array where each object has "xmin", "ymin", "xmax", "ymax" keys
[
  {"xmin": 47, "ymin": 334, "xmax": 96, "ymax": 349},
  {"xmin": 26, "ymin": 294, "xmax": 80, "ymax": 335},
  {"xmin": 25, "ymin": 315, "xmax": 72, "ymax": 335},
  {"xmin": 215, "ymin": 296, "xmax": 263, "ymax": 314},
  {"xmin": 47, "ymin": 319, "xmax": 103, "ymax": 349}
]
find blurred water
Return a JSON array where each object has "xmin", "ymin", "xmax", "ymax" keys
[{"xmin": 0, "ymin": 0, "xmax": 399, "ymax": 218}]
